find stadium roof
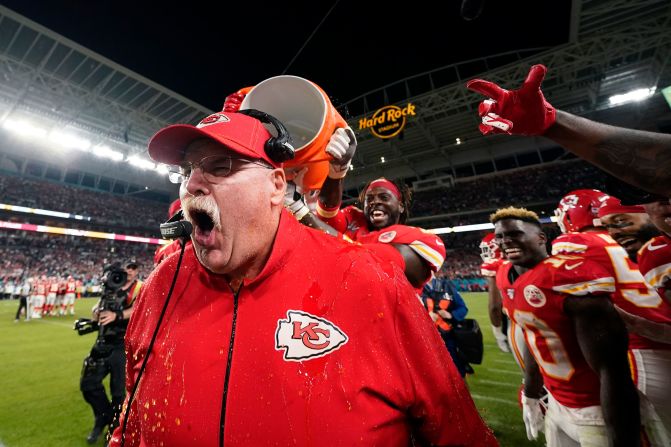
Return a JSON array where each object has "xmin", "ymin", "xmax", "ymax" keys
[
  {"xmin": 0, "ymin": 5, "xmax": 212, "ymax": 157},
  {"xmin": 342, "ymin": 0, "xmax": 671, "ymax": 188},
  {"xmin": 0, "ymin": 0, "xmax": 670, "ymax": 195}
]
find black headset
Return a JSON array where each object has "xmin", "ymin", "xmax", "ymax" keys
[{"xmin": 236, "ymin": 108, "xmax": 295, "ymax": 163}]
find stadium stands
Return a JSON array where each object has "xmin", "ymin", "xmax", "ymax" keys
[
  {"xmin": 411, "ymin": 159, "xmax": 605, "ymax": 218},
  {"xmin": 1, "ymin": 157, "xmax": 592, "ymax": 289},
  {"xmin": 0, "ymin": 230, "xmax": 154, "ymax": 286},
  {"xmin": 0, "ymin": 172, "xmax": 168, "ymax": 232}
]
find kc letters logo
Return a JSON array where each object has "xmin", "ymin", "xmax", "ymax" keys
[{"xmin": 275, "ymin": 310, "xmax": 348, "ymax": 361}]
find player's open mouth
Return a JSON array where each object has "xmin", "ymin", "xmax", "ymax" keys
[
  {"xmin": 616, "ymin": 236, "xmax": 638, "ymax": 249},
  {"xmin": 504, "ymin": 248, "xmax": 522, "ymax": 257},
  {"xmin": 190, "ymin": 209, "xmax": 216, "ymax": 246},
  {"xmin": 370, "ymin": 209, "xmax": 387, "ymax": 222}
]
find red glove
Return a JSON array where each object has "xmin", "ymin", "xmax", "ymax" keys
[
  {"xmin": 466, "ymin": 64, "xmax": 556, "ymax": 136},
  {"xmin": 222, "ymin": 86, "xmax": 253, "ymax": 113}
]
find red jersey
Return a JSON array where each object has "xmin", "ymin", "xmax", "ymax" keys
[
  {"xmin": 497, "ymin": 256, "xmax": 618, "ymax": 408},
  {"xmin": 553, "ymin": 231, "xmax": 671, "ymax": 350},
  {"xmin": 66, "ymin": 280, "xmax": 77, "ymax": 293},
  {"xmin": 35, "ymin": 281, "xmax": 46, "ymax": 296},
  {"xmin": 49, "ymin": 281, "xmax": 59, "ymax": 293},
  {"xmin": 481, "ymin": 258, "xmax": 504, "ymax": 277},
  {"xmin": 637, "ymin": 235, "xmax": 671, "ymax": 298},
  {"xmin": 318, "ymin": 205, "xmax": 446, "ymax": 287},
  {"xmin": 110, "ymin": 211, "xmax": 495, "ymax": 447},
  {"xmin": 495, "ymin": 261, "xmax": 526, "ymax": 369}
]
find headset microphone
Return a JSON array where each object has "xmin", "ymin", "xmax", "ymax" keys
[{"xmin": 159, "ymin": 210, "xmax": 193, "ymax": 240}]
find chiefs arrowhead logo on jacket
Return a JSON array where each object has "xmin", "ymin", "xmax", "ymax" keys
[{"xmin": 275, "ymin": 310, "xmax": 348, "ymax": 361}]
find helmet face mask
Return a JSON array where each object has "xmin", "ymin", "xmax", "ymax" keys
[
  {"xmin": 480, "ymin": 233, "xmax": 501, "ymax": 261},
  {"xmin": 555, "ymin": 189, "xmax": 609, "ymax": 233},
  {"xmin": 479, "ymin": 240, "xmax": 492, "ymax": 261}
]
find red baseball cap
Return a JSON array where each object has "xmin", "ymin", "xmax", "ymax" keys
[
  {"xmin": 597, "ymin": 196, "xmax": 646, "ymax": 218},
  {"xmin": 148, "ymin": 112, "xmax": 279, "ymax": 168}
]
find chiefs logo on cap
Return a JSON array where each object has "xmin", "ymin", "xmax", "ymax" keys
[
  {"xmin": 197, "ymin": 113, "xmax": 230, "ymax": 128},
  {"xmin": 275, "ymin": 310, "xmax": 348, "ymax": 361},
  {"xmin": 524, "ymin": 285, "xmax": 546, "ymax": 308}
]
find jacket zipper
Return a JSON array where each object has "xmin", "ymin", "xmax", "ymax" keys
[{"xmin": 219, "ymin": 287, "xmax": 240, "ymax": 447}]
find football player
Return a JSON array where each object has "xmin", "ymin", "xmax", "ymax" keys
[
  {"xmin": 553, "ymin": 190, "xmax": 671, "ymax": 441},
  {"xmin": 288, "ymin": 132, "xmax": 446, "ymax": 290},
  {"xmin": 597, "ymin": 197, "xmax": 660, "ymax": 262},
  {"xmin": 63, "ymin": 275, "xmax": 77, "ymax": 316},
  {"xmin": 493, "ymin": 206, "xmax": 640, "ymax": 446},
  {"xmin": 31, "ymin": 275, "xmax": 47, "ymax": 319},
  {"xmin": 480, "ymin": 233, "xmax": 510, "ymax": 353},
  {"xmin": 639, "ymin": 199, "xmax": 671, "ymax": 305}
]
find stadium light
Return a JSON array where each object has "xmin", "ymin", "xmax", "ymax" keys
[
  {"xmin": 0, "ymin": 203, "xmax": 91, "ymax": 221},
  {"xmin": 0, "ymin": 219, "xmax": 167, "ymax": 245},
  {"xmin": 3, "ymin": 118, "xmax": 48, "ymax": 138},
  {"xmin": 428, "ymin": 215, "xmax": 558, "ymax": 235},
  {"xmin": 92, "ymin": 145, "xmax": 124, "ymax": 161},
  {"xmin": 1, "ymin": 113, "xmax": 174, "ymax": 177},
  {"xmin": 155, "ymin": 163, "xmax": 170, "ymax": 175},
  {"xmin": 609, "ymin": 87, "xmax": 656, "ymax": 106},
  {"xmin": 127, "ymin": 156, "xmax": 155, "ymax": 170},
  {"xmin": 49, "ymin": 129, "xmax": 91, "ymax": 152},
  {"xmin": 381, "ymin": 156, "xmax": 386, "ymax": 163}
]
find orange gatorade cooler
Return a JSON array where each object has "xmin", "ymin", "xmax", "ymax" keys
[{"xmin": 240, "ymin": 75, "xmax": 347, "ymax": 191}]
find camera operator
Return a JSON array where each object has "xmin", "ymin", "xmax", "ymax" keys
[{"xmin": 79, "ymin": 260, "xmax": 143, "ymax": 444}]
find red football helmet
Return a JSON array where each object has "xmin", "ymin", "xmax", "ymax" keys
[
  {"xmin": 554, "ymin": 189, "xmax": 610, "ymax": 233},
  {"xmin": 479, "ymin": 233, "xmax": 501, "ymax": 262}
]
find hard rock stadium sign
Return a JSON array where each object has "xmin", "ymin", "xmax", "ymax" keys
[{"xmin": 357, "ymin": 103, "xmax": 416, "ymax": 139}]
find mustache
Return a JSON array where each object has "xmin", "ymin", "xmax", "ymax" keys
[{"xmin": 181, "ymin": 195, "xmax": 222, "ymax": 230}]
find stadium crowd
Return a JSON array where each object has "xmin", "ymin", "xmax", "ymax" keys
[
  {"xmin": 0, "ymin": 230, "xmax": 154, "ymax": 290},
  {"xmin": 0, "ymin": 173, "xmax": 167, "ymax": 231},
  {"xmin": 412, "ymin": 159, "xmax": 605, "ymax": 217},
  {"xmin": 0, "ymin": 159, "xmax": 591, "ymax": 292}
]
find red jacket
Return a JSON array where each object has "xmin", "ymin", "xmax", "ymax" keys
[{"xmin": 110, "ymin": 211, "xmax": 496, "ymax": 447}]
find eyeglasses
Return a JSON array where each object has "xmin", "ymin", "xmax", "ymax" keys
[{"xmin": 168, "ymin": 155, "xmax": 273, "ymax": 184}]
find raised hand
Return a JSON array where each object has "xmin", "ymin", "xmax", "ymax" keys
[{"xmin": 466, "ymin": 64, "xmax": 556, "ymax": 136}]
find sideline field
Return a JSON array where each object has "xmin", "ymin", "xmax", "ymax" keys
[{"xmin": 0, "ymin": 293, "xmax": 544, "ymax": 446}]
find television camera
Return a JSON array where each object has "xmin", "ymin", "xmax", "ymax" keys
[{"xmin": 73, "ymin": 263, "xmax": 129, "ymax": 343}]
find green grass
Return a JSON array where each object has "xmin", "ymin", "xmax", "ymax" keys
[
  {"xmin": 463, "ymin": 292, "xmax": 545, "ymax": 446},
  {"xmin": 0, "ymin": 298, "xmax": 109, "ymax": 447},
  {"xmin": 0, "ymin": 293, "xmax": 543, "ymax": 446}
]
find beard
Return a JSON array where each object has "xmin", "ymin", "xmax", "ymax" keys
[{"xmin": 636, "ymin": 223, "xmax": 662, "ymax": 246}]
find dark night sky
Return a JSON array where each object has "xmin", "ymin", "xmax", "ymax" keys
[{"xmin": 0, "ymin": 1, "xmax": 571, "ymax": 111}]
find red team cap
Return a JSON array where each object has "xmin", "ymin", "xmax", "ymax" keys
[
  {"xmin": 148, "ymin": 112, "xmax": 280, "ymax": 168},
  {"xmin": 597, "ymin": 196, "xmax": 647, "ymax": 218}
]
